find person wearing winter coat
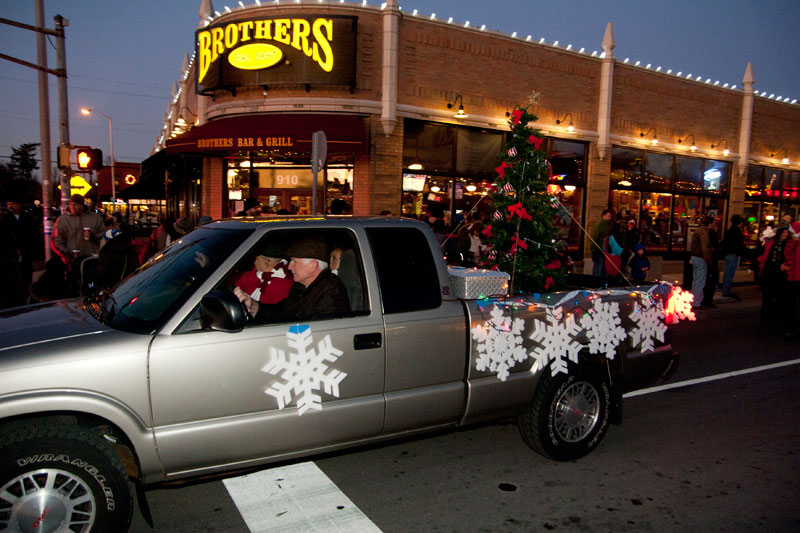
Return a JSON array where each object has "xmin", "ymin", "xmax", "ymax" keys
[
  {"xmin": 720, "ymin": 214, "xmax": 747, "ymax": 299},
  {"xmin": 233, "ymin": 243, "xmax": 294, "ymax": 304},
  {"xmin": 95, "ymin": 225, "xmax": 140, "ymax": 291},
  {"xmin": 689, "ymin": 217, "xmax": 714, "ymax": 309},
  {"xmin": 629, "ymin": 243, "xmax": 650, "ymax": 282},
  {"xmin": 757, "ymin": 226, "xmax": 790, "ymax": 325},
  {"xmin": 780, "ymin": 222, "xmax": 800, "ymax": 337}
]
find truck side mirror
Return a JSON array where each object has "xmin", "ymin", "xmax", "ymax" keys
[{"xmin": 200, "ymin": 290, "xmax": 245, "ymax": 333}]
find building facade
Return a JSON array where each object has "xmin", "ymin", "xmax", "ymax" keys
[{"xmin": 150, "ymin": 0, "xmax": 800, "ymax": 259}]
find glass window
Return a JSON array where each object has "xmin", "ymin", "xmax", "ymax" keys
[
  {"xmin": 703, "ymin": 160, "xmax": 729, "ymax": 193},
  {"xmin": 640, "ymin": 192, "xmax": 671, "ymax": 252},
  {"xmin": 610, "ymin": 189, "xmax": 641, "ymax": 224},
  {"xmin": 671, "ymin": 195, "xmax": 701, "ymax": 251},
  {"xmin": 644, "ymin": 152, "xmax": 673, "ymax": 190},
  {"xmin": 549, "ymin": 140, "xmax": 587, "ymax": 183},
  {"xmin": 403, "ymin": 121, "xmax": 454, "ymax": 172},
  {"xmin": 551, "ymin": 186, "xmax": 583, "ymax": 251},
  {"xmin": 746, "ymin": 165, "xmax": 764, "ymax": 199},
  {"xmin": 674, "ymin": 156, "xmax": 702, "ymax": 192},
  {"xmin": 610, "ymin": 147, "xmax": 642, "ymax": 187},
  {"xmin": 456, "ymin": 128, "xmax": 503, "ymax": 174},
  {"xmin": 782, "ymin": 170, "xmax": 799, "ymax": 200},
  {"xmin": 742, "ymin": 202, "xmax": 761, "ymax": 248},
  {"xmin": 765, "ymin": 169, "xmax": 782, "ymax": 199},
  {"xmin": 367, "ymin": 227, "xmax": 442, "ymax": 314}
]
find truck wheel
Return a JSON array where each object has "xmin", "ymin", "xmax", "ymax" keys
[
  {"xmin": 0, "ymin": 423, "xmax": 132, "ymax": 532},
  {"xmin": 519, "ymin": 368, "xmax": 611, "ymax": 461}
]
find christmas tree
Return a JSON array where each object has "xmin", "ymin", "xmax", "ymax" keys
[{"xmin": 481, "ymin": 93, "xmax": 566, "ymax": 294}]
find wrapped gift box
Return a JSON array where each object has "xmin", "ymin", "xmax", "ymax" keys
[{"xmin": 448, "ymin": 267, "xmax": 510, "ymax": 299}]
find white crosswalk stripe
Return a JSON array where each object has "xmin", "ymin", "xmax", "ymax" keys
[{"xmin": 223, "ymin": 461, "xmax": 382, "ymax": 532}]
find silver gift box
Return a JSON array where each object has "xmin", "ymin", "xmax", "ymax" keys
[{"xmin": 448, "ymin": 267, "xmax": 510, "ymax": 299}]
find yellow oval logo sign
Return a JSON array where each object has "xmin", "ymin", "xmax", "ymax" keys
[{"xmin": 228, "ymin": 43, "xmax": 283, "ymax": 71}]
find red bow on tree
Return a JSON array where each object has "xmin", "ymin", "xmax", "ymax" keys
[
  {"xmin": 507, "ymin": 202, "xmax": 533, "ymax": 221},
  {"xmin": 511, "ymin": 109, "xmax": 524, "ymax": 125},
  {"xmin": 510, "ymin": 235, "xmax": 528, "ymax": 254},
  {"xmin": 495, "ymin": 160, "xmax": 513, "ymax": 178},
  {"xmin": 545, "ymin": 276, "xmax": 555, "ymax": 290},
  {"xmin": 528, "ymin": 135, "xmax": 543, "ymax": 150},
  {"xmin": 482, "ymin": 224, "xmax": 492, "ymax": 238}
]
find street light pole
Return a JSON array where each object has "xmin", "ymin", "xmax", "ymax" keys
[{"xmin": 80, "ymin": 107, "xmax": 115, "ymax": 208}]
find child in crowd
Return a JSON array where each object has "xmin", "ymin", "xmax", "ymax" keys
[{"xmin": 629, "ymin": 243, "xmax": 650, "ymax": 282}]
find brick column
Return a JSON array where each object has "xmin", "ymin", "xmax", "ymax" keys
[
  {"xmin": 202, "ymin": 157, "xmax": 225, "ymax": 220},
  {"xmin": 584, "ymin": 144, "xmax": 611, "ymax": 258},
  {"xmin": 368, "ymin": 115, "xmax": 403, "ymax": 215}
]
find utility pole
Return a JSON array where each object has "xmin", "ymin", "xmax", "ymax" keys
[
  {"xmin": 54, "ymin": 14, "xmax": 70, "ymax": 215},
  {"xmin": 1, "ymin": 4, "xmax": 70, "ymax": 260},
  {"xmin": 35, "ymin": 0, "xmax": 52, "ymax": 260}
]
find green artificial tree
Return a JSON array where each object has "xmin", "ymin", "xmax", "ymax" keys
[{"xmin": 481, "ymin": 93, "xmax": 566, "ymax": 294}]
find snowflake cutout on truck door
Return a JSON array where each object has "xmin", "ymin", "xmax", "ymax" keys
[
  {"xmin": 582, "ymin": 298, "xmax": 626, "ymax": 359},
  {"xmin": 471, "ymin": 304, "xmax": 528, "ymax": 381},
  {"xmin": 262, "ymin": 325, "xmax": 346, "ymax": 416},
  {"xmin": 529, "ymin": 306, "xmax": 583, "ymax": 376},
  {"xmin": 629, "ymin": 300, "xmax": 667, "ymax": 354}
]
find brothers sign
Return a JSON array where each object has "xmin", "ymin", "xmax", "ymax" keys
[{"xmin": 196, "ymin": 15, "xmax": 357, "ymax": 94}]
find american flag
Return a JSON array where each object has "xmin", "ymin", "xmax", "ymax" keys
[{"xmin": 507, "ymin": 147, "xmax": 517, "ymax": 157}]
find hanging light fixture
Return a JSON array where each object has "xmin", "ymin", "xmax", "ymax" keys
[
  {"xmin": 640, "ymin": 127, "xmax": 658, "ymax": 146},
  {"xmin": 447, "ymin": 94, "xmax": 469, "ymax": 119},
  {"xmin": 556, "ymin": 112, "xmax": 575, "ymax": 133},
  {"xmin": 678, "ymin": 133, "xmax": 697, "ymax": 152}
]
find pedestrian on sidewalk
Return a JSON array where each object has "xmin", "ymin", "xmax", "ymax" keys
[
  {"xmin": 758, "ymin": 226, "xmax": 790, "ymax": 325},
  {"xmin": 590, "ymin": 209, "xmax": 613, "ymax": 277},
  {"xmin": 780, "ymin": 222, "xmax": 800, "ymax": 337},
  {"xmin": 720, "ymin": 214, "xmax": 746, "ymax": 299},
  {"xmin": 689, "ymin": 216, "xmax": 713, "ymax": 309}
]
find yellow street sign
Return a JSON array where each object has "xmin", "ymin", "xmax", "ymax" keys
[{"xmin": 70, "ymin": 175, "xmax": 92, "ymax": 196}]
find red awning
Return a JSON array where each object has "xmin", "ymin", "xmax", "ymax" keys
[{"xmin": 164, "ymin": 113, "xmax": 367, "ymax": 156}]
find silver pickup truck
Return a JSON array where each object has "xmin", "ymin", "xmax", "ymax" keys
[{"xmin": 0, "ymin": 217, "xmax": 679, "ymax": 532}]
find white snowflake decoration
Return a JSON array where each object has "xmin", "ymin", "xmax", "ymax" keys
[
  {"xmin": 529, "ymin": 306, "xmax": 583, "ymax": 376},
  {"xmin": 471, "ymin": 304, "xmax": 528, "ymax": 381},
  {"xmin": 262, "ymin": 324, "xmax": 346, "ymax": 416},
  {"xmin": 629, "ymin": 300, "xmax": 668, "ymax": 353},
  {"xmin": 582, "ymin": 298, "xmax": 626, "ymax": 359}
]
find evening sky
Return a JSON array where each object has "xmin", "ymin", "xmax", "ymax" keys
[{"xmin": 0, "ymin": 0, "xmax": 798, "ymax": 168}]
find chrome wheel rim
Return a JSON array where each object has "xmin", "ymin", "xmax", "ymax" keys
[
  {"xmin": 0, "ymin": 468, "xmax": 95, "ymax": 533},
  {"xmin": 554, "ymin": 381, "xmax": 600, "ymax": 443}
]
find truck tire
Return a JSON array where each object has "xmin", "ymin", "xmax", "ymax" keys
[
  {"xmin": 0, "ymin": 422, "xmax": 132, "ymax": 532},
  {"xmin": 519, "ymin": 367, "xmax": 611, "ymax": 461}
]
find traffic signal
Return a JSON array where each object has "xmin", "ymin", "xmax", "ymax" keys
[
  {"xmin": 75, "ymin": 147, "xmax": 103, "ymax": 171},
  {"xmin": 57, "ymin": 145, "xmax": 71, "ymax": 169}
]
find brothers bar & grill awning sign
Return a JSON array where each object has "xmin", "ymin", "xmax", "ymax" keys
[
  {"xmin": 164, "ymin": 114, "xmax": 366, "ymax": 155},
  {"xmin": 196, "ymin": 15, "xmax": 357, "ymax": 94}
]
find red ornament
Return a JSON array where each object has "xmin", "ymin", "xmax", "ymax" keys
[
  {"xmin": 528, "ymin": 135, "xmax": 543, "ymax": 150},
  {"xmin": 495, "ymin": 160, "xmax": 513, "ymax": 178},
  {"xmin": 510, "ymin": 235, "xmax": 528, "ymax": 254},
  {"xmin": 507, "ymin": 202, "xmax": 533, "ymax": 221},
  {"xmin": 511, "ymin": 109, "xmax": 524, "ymax": 125}
]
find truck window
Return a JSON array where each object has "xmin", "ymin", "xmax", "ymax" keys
[
  {"xmin": 366, "ymin": 227, "xmax": 441, "ymax": 314},
  {"xmin": 221, "ymin": 227, "xmax": 367, "ymax": 326}
]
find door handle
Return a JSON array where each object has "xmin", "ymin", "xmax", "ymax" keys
[{"xmin": 354, "ymin": 333, "xmax": 382, "ymax": 350}]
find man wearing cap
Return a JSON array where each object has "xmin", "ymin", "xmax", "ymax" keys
[
  {"xmin": 52, "ymin": 194, "xmax": 105, "ymax": 265},
  {"xmin": 234, "ymin": 243, "xmax": 294, "ymax": 304},
  {"xmin": 720, "ymin": 214, "xmax": 746, "ymax": 299},
  {"xmin": 237, "ymin": 197, "xmax": 262, "ymax": 216},
  {"xmin": 235, "ymin": 236, "xmax": 349, "ymax": 322}
]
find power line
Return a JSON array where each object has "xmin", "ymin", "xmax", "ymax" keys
[{"xmin": 0, "ymin": 75, "xmax": 169, "ymax": 100}]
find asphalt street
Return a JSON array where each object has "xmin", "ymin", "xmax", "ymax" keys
[{"xmin": 130, "ymin": 284, "xmax": 800, "ymax": 532}]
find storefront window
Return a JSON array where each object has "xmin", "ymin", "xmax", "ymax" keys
[
  {"xmin": 675, "ymin": 156, "xmax": 703, "ymax": 192},
  {"xmin": 703, "ymin": 160, "xmax": 729, "ymax": 193},
  {"xmin": 610, "ymin": 147, "xmax": 642, "ymax": 187},
  {"xmin": 403, "ymin": 121, "xmax": 455, "ymax": 172},
  {"xmin": 781, "ymin": 170, "xmax": 799, "ymax": 200},
  {"xmin": 456, "ymin": 129, "xmax": 503, "ymax": 174},
  {"xmin": 741, "ymin": 165, "xmax": 799, "ymax": 248},
  {"xmin": 640, "ymin": 192, "xmax": 672, "ymax": 252},
  {"xmin": 746, "ymin": 165, "xmax": 764, "ymax": 199},
  {"xmin": 644, "ymin": 152, "xmax": 673, "ymax": 190}
]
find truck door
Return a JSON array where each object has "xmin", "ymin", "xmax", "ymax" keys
[
  {"xmin": 366, "ymin": 225, "xmax": 467, "ymax": 434},
  {"xmin": 148, "ymin": 226, "xmax": 385, "ymax": 477}
]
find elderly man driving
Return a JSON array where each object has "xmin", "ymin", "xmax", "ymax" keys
[{"xmin": 234, "ymin": 236, "xmax": 349, "ymax": 322}]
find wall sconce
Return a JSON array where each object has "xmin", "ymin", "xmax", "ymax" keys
[
  {"xmin": 177, "ymin": 107, "xmax": 197, "ymax": 129},
  {"xmin": 640, "ymin": 127, "xmax": 658, "ymax": 146},
  {"xmin": 770, "ymin": 147, "xmax": 790, "ymax": 164},
  {"xmin": 556, "ymin": 113, "xmax": 575, "ymax": 133},
  {"xmin": 711, "ymin": 138, "xmax": 730, "ymax": 156},
  {"xmin": 678, "ymin": 133, "xmax": 697, "ymax": 152},
  {"xmin": 505, "ymin": 104, "xmax": 522, "ymax": 118},
  {"xmin": 447, "ymin": 94, "xmax": 469, "ymax": 119}
]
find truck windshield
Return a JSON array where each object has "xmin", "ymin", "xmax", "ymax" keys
[{"xmin": 87, "ymin": 226, "xmax": 253, "ymax": 334}]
